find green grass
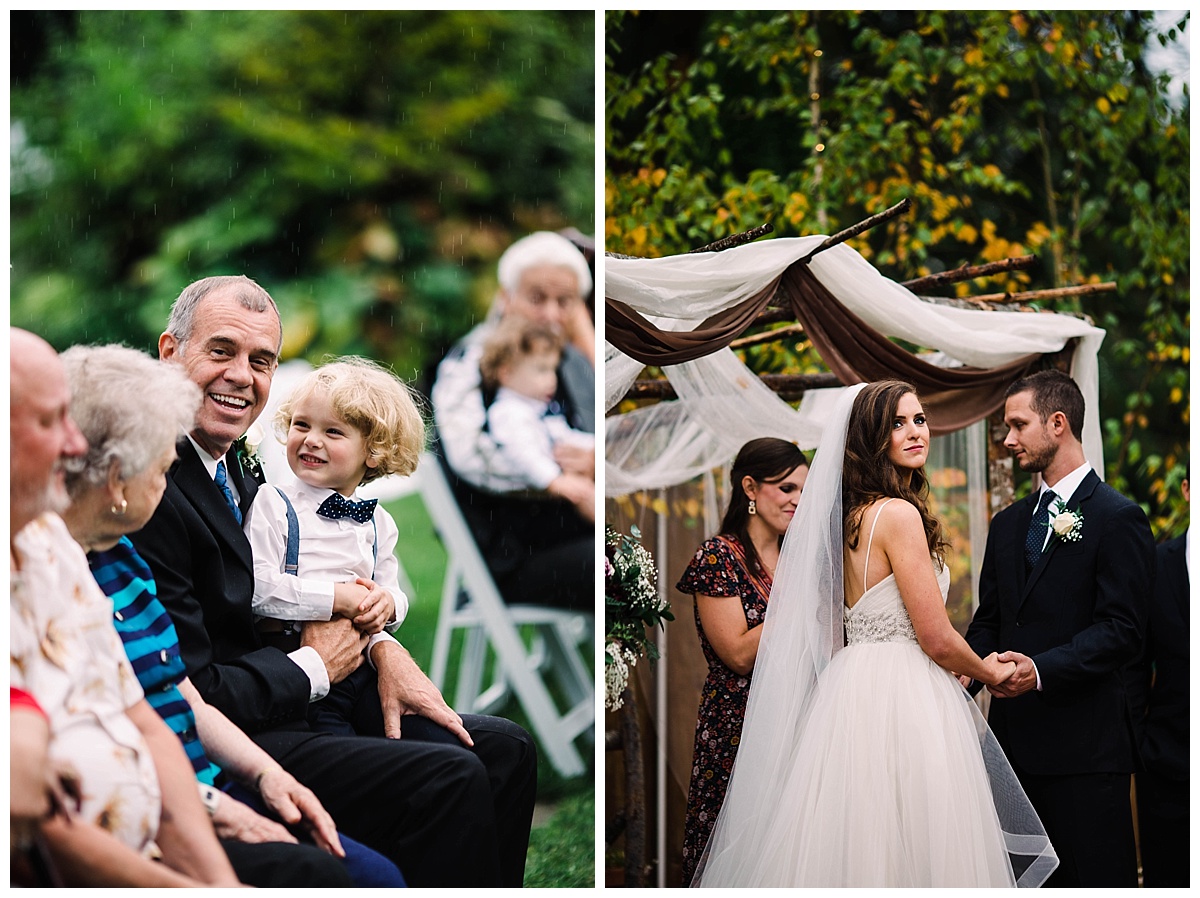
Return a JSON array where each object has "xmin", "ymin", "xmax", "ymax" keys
[
  {"xmin": 384, "ymin": 491, "xmax": 597, "ymax": 887},
  {"xmin": 524, "ymin": 783, "xmax": 596, "ymax": 887}
]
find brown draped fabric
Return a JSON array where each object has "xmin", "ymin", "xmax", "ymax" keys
[
  {"xmin": 605, "ymin": 259, "xmax": 1043, "ymax": 434},
  {"xmin": 605, "ymin": 277, "xmax": 781, "ymax": 368}
]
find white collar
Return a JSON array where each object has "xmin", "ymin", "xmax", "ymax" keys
[{"xmin": 1040, "ymin": 461, "xmax": 1092, "ymax": 506}]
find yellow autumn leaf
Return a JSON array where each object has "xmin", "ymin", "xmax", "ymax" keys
[
  {"xmin": 1171, "ymin": 387, "xmax": 1183, "ymax": 404},
  {"xmin": 1163, "ymin": 272, "xmax": 1174, "ymax": 285},
  {"xmin": 964, "ymin": 47, "xmax": 984, "ymax": 66},
  {"xmin": 983, "ymin": 164, "xmax": 1001, "ymax": 179},
  {"xmin": 958, "ymin": 223, "xmax": 978, "ymax": 243},
  {"xmin": 651, "ymin": 168, "xmax": 667, "ymax": 187},
  {"xmin": 1096, "ymin": 97, "xmax": 1111, "ymax": 114},
  {"xmin": 650, "ymin": 496, "xmax": 668, "ymax": 516},
  {"xmin": 996, "ymin": 83, "xmax": 1009, "ymax": 98}
]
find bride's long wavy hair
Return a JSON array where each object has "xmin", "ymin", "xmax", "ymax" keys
[{"xmin": 842, "ymin": 380, "xmax": 947, "ymax": 560}]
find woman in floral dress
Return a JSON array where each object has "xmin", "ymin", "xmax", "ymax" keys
[{"xmin": 676, "ymin": 438, "xmax": 809, "ymax": 885}]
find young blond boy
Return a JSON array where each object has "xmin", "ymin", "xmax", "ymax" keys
[{"xmin": 243, "ymin": 357, "xmax": 425, "ymax": 734}]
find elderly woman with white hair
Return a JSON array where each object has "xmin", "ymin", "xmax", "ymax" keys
[
  {"xmin": 55, "ymin": 343, "xmax": 403, "ymax": 887},
  {"xmin": 431, "ymin": 230, "xmax": 595, "ymax": 612}
]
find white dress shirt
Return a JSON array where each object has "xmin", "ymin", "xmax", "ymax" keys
[{"xmin": 244, "ymin": 476, "xmax": 408, "ymax": 693}]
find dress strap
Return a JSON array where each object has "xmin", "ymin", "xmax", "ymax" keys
[{"xmin": 863, "ymin": 498, "xmax": 897, "ymax": 586}]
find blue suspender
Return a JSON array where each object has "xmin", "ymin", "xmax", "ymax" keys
[
  {"xmin": 274, "ymin": 487, "xmax": 301, "ymax": 575},
  {"xmin": 272, "ymin": 486, "xmax": 377, "ymax": 577}
]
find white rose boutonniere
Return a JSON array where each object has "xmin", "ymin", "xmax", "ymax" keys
[
  {"xmin": 236, "ymin": 422, "xmax": 266, "ymax": 482},
  {"xmin": 1048, "ymin": 499, "xmax": 1083, "ymax": 543}
]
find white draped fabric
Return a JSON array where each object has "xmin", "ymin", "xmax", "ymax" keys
[{"xmin": 604, "ymin": 238, "xmax": 1106, "ymax": 496}]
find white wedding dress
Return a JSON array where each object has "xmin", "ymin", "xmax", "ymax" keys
[
  {"xmin": 727, "ymin": 512, "xmax": 1016, "ymax": 885},
  {"xmin": 693, "ymin": 385, "xmax": 1056, "ymax": 888}
]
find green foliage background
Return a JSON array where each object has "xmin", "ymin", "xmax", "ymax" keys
[
  {"xmin": 11, "ymin": 10, "xmax": 595, "ymax": 389},
  {"xmin": 606, "ymin": 10, "xmax": 1189, "ymax": 536}
]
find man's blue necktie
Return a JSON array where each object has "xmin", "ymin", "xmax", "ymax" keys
[
  {"xmin": 215, "ymin": 460, "xmax": 242, "ymax": 525},
  {"xmin": 1024, "ymin": 490, "xmax": 1056, "ymax": 570},
  {"xmin": 317, "ymin": 493, "xmax": 378, "ymax": 524}
]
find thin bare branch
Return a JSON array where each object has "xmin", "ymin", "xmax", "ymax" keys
[
  {"xmin": 799, "ymin": 198, "xmax": 913, "ymax": 264},
  {"xmin": 688, "ymin": 223, "xmax": 775, "ymax": 254},
  {"xmin": 968, "ymin": 282, "xmax": 1116, "ymax": 303},
  {"xmin": 901, "ymin": 255, "xmax": 1037, "ymax": 293},
  {"xmin": 729, "ymin": 323, "xmax": 807, "ymax": 350},
  {"xmin": 622, "ymin": 371, "xmax": 841, "ymax": 402}
]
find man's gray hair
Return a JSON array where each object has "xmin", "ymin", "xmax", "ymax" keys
[
  {"xmin": 60, "ymin": 344, "xmax": 202, "ymax": 495},
  {"xmin": 166, "ymin": 275, "xmax": 282, "ymax": 353}
]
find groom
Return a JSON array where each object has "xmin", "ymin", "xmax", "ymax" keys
[{"xmin": 965, "ymin": 369, "xmax": 1153, "ymax": 887}]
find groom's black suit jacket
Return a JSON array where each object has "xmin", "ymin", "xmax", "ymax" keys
[{"xmin": 966, "ymin": 469, "xmax": 1154, "ymax": 777}]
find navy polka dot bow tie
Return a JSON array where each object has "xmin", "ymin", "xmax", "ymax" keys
[{"xmin": 316, "ymin": 493, "xmax": 378, "ymax": 524}]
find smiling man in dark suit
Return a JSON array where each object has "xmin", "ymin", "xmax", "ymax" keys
[
  {"xmin": 965, "ymin": 369, "xmax": 1154, "ymax": 888},
  {"xmin": 129, "ymin": 275, "xmax": 536, "ymax": 887}
]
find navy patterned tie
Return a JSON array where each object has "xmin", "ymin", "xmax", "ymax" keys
[
  {"xmin": 1024, "ymin": 490, "xmax": 1056, "ymax": 570},
  {"xmin": 214, "ymin": 460, "xmax": 242, "ymax": 525},
  {"xmin": 316, "ymin": 493, "xmax": 378, "ymax": 524}
]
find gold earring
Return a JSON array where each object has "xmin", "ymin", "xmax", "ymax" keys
[
  {"xmin": 111, "ymin": 499, "xmax": 128, "ymax": 516},
  {"xmin": 748, "ymin": 499, "xmax": 757, "ymax": 515}
]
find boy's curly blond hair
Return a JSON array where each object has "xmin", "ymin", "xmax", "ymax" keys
[
  {"xmin": 478, "ymin": 318, "xmax": 564, "ymax": 392},
  {"xmin": 275, "ymin": 357, "xmax": 427, "ymax": 484}
]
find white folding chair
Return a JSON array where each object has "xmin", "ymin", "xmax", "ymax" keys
[{"xmin": 419, "ymin": 454, "xmax": 594, "ymax": 778}]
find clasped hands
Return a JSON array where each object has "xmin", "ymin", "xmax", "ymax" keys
[
  {"xmin": 332, "ymin": 576, "xmax": 395, "ymax": 634},
  {"xmin": 955, "ymin": 650, "xmax": 1037, "ymax": 697}
]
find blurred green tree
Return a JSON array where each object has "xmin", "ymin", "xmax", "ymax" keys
[
  {"xmin": 606, "ymin": 10, "xmax": 1188, "ymax": 534},
  {"xmin": 12, "ymin": 10, "xmax": 594, "ymax": 386}
]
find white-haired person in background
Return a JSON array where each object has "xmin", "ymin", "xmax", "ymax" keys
[{"xmin": 431, "ymin": 231, "xmax": 595, "ymax": 612}]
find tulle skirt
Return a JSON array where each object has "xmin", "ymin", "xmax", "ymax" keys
[{"xmin": 703, "ymin": 641, "xmax": 1022, "ymax": 887}]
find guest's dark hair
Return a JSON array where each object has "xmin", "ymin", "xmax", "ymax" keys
[
  {"xmin": 719, "ymin": 438, "xmax": 809, "ymax": 576},
  {"xmin": 1005, "ymin": 369, "xmax": 1085, "ymax": 441},
  {"xmin": 843, "ymin": 381, "xmax": 947, "ymax": 560}
]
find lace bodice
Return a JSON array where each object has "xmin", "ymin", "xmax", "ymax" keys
[{"xmin": 843, "ymin": 564, "xmax": 949, "ymax": 646}]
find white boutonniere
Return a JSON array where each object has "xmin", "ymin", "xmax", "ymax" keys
[
  {"xmin": 1047, "ymin": 499, "xmax": 1083, "ymax": 543},
  {"xmin": 236, "ymin": 422, "xmax": 266, "ymax": 481}
]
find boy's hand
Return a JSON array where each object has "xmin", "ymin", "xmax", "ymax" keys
[
  {"xmin": 332, "ymin": 581, "xmax": 369, "ymax": 619},
  {"xmin": 351, "ymin": 577, "xmax": 395, "ymax": 635}
]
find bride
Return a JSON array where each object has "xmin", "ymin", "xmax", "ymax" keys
[{"xmin": 692, "ymin": 381, "xmax": 1058, "ymax": 887}]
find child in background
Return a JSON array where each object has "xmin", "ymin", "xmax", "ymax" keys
[
  {"xmin": 478, "ymin": 318, "xmax": 595, "ymax": 523},
  {"xmin": 243, "ymin": 357, "xmax": 425, "ymax": 735}
]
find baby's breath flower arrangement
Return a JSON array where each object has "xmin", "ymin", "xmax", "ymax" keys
[{"xmin": 605, "ymin": 525, "xmax": 674, "ymax": 711}]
